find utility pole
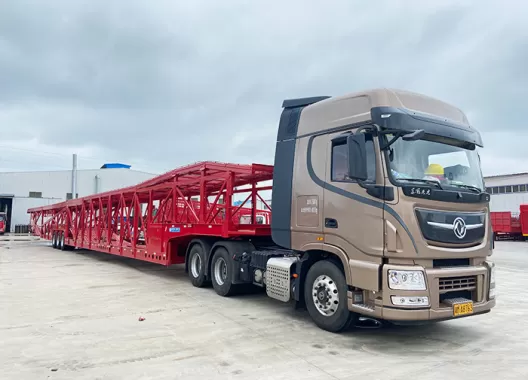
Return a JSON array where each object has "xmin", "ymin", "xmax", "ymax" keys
[{"xmin": 71, "ymin": 153, "xmax": 78, "ymax": 199}]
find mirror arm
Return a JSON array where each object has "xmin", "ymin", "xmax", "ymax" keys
[
  {"xmin": 380, "ymin": 131, "xmax": 403, "ymax": 150},
  {"xmin": 354, "ymin": 125, "xmax": 378, "ymax": 135}
]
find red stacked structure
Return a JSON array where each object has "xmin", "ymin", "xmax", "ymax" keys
[{"xmin": 27, "ymin": 161, "xmax": 273, "ymax": 265}]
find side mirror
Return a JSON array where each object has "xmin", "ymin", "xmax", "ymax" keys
[{"xmin": 347, "ymin": 134, "xmax": 368, "ymax": 181}]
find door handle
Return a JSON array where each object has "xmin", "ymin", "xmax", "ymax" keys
[{"xmin": 325, "ymin": 218, "xmax": 338, "ymax": 228}]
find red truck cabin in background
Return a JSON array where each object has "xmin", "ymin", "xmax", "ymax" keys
[
  {"xmin": 520, "ymin": 205, "xmax": 528, "ymax": 238},
  {"xmin": 0, "ymin": 212, "xmax": 6, "ymax": 235}
]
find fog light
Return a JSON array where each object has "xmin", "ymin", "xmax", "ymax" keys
[{"xmin": 391, "ymin": 296, "xmax": 429, "ymax": 306}]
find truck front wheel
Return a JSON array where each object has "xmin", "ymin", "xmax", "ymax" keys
[{"xmin": 304, "ymin": 260, "xmax": 358, "ymax": 333}]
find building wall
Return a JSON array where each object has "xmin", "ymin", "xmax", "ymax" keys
[
  {"xmin": 0, "ymin": 168, "xmax": 157, "ymax": 231},
  {"xmin": 11, "ymin": 197, "xmax": 59, "ymax": 228},
  {"xmin": 484, "ymin": 173, "xmax": 528, "ymax": 213},
  {"xmin": 0, "ymin": 169, "xmax": 156, "ymax": 200}
]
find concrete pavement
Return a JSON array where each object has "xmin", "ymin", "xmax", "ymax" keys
[{"xmin": 1, "ymin": 240, "xmax": 527, "ymax": 380}]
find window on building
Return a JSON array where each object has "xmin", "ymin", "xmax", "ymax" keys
[
  {"xmin": 487, "ymin": 183, "xmax": 528, "ymax": 195},
  {"xmin": 29, "ymin": 191, "xmax": 42, "ymax": 198},
  {"xmin": 66, "ymin": 193, "xmax": 79, "ymax": 200}
]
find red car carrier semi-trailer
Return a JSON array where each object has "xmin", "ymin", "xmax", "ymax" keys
[{"xmin": 28, "ymin": 89, "xmax": 496, "ymax": 332}]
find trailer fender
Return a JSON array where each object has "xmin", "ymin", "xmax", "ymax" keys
[{"xmin": 210, "ymin": 240, "xmax": 256, "ymax": 284}]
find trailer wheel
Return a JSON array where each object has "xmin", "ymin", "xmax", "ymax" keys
[
  {"xmin": 188, "ymin": 243, "xmax": 209, "ymax": 287},
  {"xmin": 304, "ymin": 260, "xmax": 358, "ymax": 333},
  {"xmin": 59, "ymin": 232, "xmax": 65, "ymax": 251},
  {"xmin": 211, "ymin": 247, "xmax": 236, "ymax": 297},
  {"xmin": 52, "ymin": 232, "xmax": 57, "ymax": 248}
]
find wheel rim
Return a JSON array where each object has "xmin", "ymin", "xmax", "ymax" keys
[
  {"xmin": 213, "ymin": 257, "xmax": 227, "ymax": 286},
  {"xmin": 312, "ymin": 274, "xmax": 340, "ymax": 317},
  {"xmin": 190, "ymin": 252, "xmax": 201, "ymax": 278}
]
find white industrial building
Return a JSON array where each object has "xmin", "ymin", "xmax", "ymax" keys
[
  {"xmin": 484, "ymin": 172, "xmax": 528, "ymax": 213},
  {"xmin": 0, "ymin": 163, "xmax": 156, "ymax": 233}
]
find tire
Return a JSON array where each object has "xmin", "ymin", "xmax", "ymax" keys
[
  {"xmin": 52, "ymin": 232, "xmax": 57, "ymax": 249},
  {"xmin": 188, "ymin": 243, "xmax": 209, "ymax": 287},
  {"xmin": 59, "ymin": 232, "xmax": 65, "ymax": 251},
  {"xmin": 304, "ymin": 260, "xmax": 358, "ymax": 333},
  {"xmin": 210, "ymin": 247, "xmax": 237, "ymax": 297}
]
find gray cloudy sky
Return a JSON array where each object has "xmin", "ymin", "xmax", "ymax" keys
[{"xmin": 0, "ymin": 0, "xmax": 526, "ymax": 176}]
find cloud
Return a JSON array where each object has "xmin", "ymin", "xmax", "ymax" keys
[{"xmin": 0, "ymin": 0, "xmax": 526, "ymax": 176}]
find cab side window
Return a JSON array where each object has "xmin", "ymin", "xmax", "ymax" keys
[{"xmin": 331, "ymin": 134, "xmax": 376, "ymax": 182}]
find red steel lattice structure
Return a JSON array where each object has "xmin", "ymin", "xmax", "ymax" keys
[{"xmin": 28, "ymin": 161, "xmax": 274, "ymax": 266}]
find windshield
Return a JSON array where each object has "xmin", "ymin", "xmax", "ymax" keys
[{"xmin": 386, "ymin": 135, "xmax": 484, "ymax": 191}]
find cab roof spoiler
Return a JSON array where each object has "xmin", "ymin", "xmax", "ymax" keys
[{"xmin": 282, "ymin": 96, "xmax": 331, "ymax": 109}]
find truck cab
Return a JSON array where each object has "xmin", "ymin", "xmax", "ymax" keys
[{"xmin": 270, "ymin": 88, "xmax": 495, "ymax": 331}]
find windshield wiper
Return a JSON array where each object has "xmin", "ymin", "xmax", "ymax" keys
[
  {"xmin": 449, "ymin": 183, "xmax": 482, "ymax": 193},
  {"xmin": 397, "ymin": 178, "xmax": 444, "ymax": 190}
]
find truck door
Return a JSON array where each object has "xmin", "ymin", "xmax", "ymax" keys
[{"xmin": 322, "ymin": 130, "xmax": 385, "ymax": 259}]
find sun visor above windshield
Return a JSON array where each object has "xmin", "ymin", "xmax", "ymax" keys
[{"xmin": 371, "ymin": 106, "xmax": 483, "ymax": 148}]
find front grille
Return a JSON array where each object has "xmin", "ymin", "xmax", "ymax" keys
[
  {"xmin": 440, "ymin": 290, "xmax": 472, "ymax": 304},
  {"xmin": 439, "ymin": 276, "xmax": 477, "ymax": 293},
  {"xmin": 433, "ymin": 258, "xmax": 470, "ymax": 268},
  {"xmin": 415, "ymin": 209, "xmax": 485, "ymax": 245}
]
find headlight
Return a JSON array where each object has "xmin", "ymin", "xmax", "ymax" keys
[{"xmin": 388, "ymin": 270, "xmax": 427, "ymax": 290}]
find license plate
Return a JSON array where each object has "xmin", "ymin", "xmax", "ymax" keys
[{"xmin": 453, "ymin": 302, "xmax": 473, "ymax": 317}]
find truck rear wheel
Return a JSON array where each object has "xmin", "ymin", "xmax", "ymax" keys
[
  {"xmin": 59, "ymin": 232, "xmax": 65, "ymax": 251},
  {"xmin": 188, "ymin": 243, "xmax": 209, "ymax": 287},
  {"xmin": 211, "ymin": 247, "xmax": 236, "ymax": 297},
  {"xmin": 304, "ymin": 260, "xmax": 358, "ymax": 333},
  {"xmin": 52, "ymin": 232, "xmax": 57, "ymax": 249}
]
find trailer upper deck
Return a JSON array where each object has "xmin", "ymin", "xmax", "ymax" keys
[{"xmin": 28, "ymin": 161, "xmax": 274, "ymax": 266}]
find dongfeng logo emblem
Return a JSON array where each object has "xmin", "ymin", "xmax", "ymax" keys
[{"xmin": 453, "ymin": 217, "xmax": 467, "ymax": 239}]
